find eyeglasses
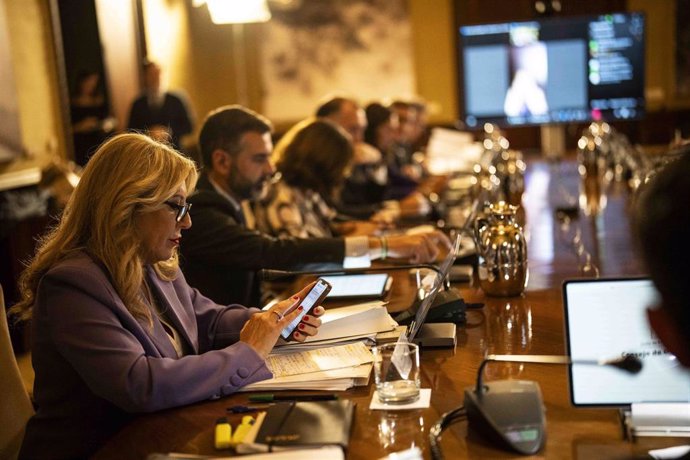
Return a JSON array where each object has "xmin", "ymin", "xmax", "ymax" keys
[{"xmin": 164, "ymin": 201, "xmax": 192, "ymax": 222}]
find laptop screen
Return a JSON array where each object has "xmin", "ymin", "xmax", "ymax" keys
[
  {"xmin": 563, "ymin": 277, "xmax": 690, "ymax": 407},
  {"xmin": 405, "ymin": 234, "xmax": 461, "ymax": 342}
]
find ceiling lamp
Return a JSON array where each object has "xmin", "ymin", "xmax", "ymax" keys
[{"xmin": 205, "ymin": 0, "xmax": 271, "ymax": 24}]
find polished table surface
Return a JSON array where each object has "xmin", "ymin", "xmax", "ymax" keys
[{"xmin": 95, "ymin": 160, "xmax": 685, "ymax": 459}]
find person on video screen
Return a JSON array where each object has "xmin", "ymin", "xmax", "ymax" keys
[{"xmin": 504, "ymin": 41, "xmax": 549, "ymax": 118}]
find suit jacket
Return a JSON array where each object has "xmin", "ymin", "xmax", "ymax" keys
[
  {"xmin": 180, "ymin": 175, "xmax": 345, "ymax": 307},
  {"xmin": 127, "ymin": 92, "xmax": 193, "ymax": 150},
  {"xmin": 19, "ymin": 252, "xmax": 271, "ymax": 460}
]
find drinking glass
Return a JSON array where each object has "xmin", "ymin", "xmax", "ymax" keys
[{"xmin": 373, "ymin": 342, "xmax": 420, "ymax": 404}]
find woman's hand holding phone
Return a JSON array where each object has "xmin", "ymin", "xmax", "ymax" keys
[
  {"xmin": 239, "ymin": 281, "xmax": 328, "ymax": 358},
  {"xmin": 279, "ymin": 278, "xmax": 331, "ymax": 340}
]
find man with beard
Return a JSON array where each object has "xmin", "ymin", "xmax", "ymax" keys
[{"xmin": 180, "ymin": 105, "xmax": 449, "ymax": 307}]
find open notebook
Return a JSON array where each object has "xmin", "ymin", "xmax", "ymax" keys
[{"xmin": 563, "ymin": 277, "xmax": 690, "ymax": 407}]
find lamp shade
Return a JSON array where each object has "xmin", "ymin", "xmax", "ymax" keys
[{"xmin": 206, "ymin": 0, "xmax": 271, "ymax": 24}]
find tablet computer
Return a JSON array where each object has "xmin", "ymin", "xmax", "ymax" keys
[
  {"xmin": 563, "ymin": 277, "xmax": 690, "ymax": 407},
  {"xmin": 319, "ymin": 274, "xmax": 392, "ymax": 299}
]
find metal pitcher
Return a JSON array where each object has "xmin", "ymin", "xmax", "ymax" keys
[{"xmin": 474, "ymin": 201, "xmax": 528, "ymax": 296}]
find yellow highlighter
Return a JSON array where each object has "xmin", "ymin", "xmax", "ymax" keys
[
  {"xmin": 214, "ymin": 417, "xmax": 232, "ymax": 450},
  {"xmin": 230, "ymin": 415, "xmax": 255, "ymax": 447}
]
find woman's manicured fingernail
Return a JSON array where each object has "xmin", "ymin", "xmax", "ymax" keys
[
  {"xmin": 297, "ymin": 306, "xmax": 304, "ymax": 311},
  {"xmin": 298, "ymin": 324, "xmax": 305, "ymax": 330},
  {"xmin": 303, "ymin": 315, "xmax": 310, "ymax": 321}
]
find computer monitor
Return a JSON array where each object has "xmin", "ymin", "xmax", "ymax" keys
[{"xmin": 458, "ymin": 12, "xmax": 646, "ymax": 129}]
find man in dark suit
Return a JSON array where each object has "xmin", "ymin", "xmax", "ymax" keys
[
  {"xmin": 127, "ymin": 60, "xmax": 194, "ymax": 150},
  {"xmin": 180, "ymin": 105, "xmax": 448, "ymax": 307}
]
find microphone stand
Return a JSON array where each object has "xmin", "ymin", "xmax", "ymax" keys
[{"xmin": 259, "ymin": 263, "xmax": 451, "ymax": 290}]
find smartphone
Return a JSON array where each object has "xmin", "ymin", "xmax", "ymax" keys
[{"xmin": 280, "ymin": 278, "xmax": 332, "ymax": 340}]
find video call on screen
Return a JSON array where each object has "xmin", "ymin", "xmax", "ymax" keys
[{"xmin": 459, "ymin": 12, "xmax": 645, "ymax": 127}]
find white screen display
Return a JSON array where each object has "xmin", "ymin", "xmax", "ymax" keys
[
  {"xmin": 319, "ymin": 274, "xmax": 389, "ymax": 298},
  {"xmin": 565, "ymin": 278, "xmax": 690, "ymax": 406}
]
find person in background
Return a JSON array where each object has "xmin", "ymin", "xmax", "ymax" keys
[
  {"xmin": 365, "ymin": 102, "xmax": 421, "ymax": 201},
  {"xmin": 180, "ymin": 105, "xmax": 448, "ymax": 308},
  {"xmin": 316, "ymin": 96, "xmax": 428, "ymax": 221},
  {"xmin": 255, "ymin": 117, "xmax": 447, "ymax": 251},
  {"xmin": 635, "ymin": 153, "xmax": 690, "ymax": 369},
  {"xmin": 315, "ymin": 95, "xmax": 366, "ymax": 143},
  {"xmin": 70, "ymin": 70, "xmax": 116, "ymax": 166},
  {"xmin": 10, "ymin": 133, "xmax": 323, "ymax": 459},
  {"xmin": 127, "ymin": 60, "xmax": 194, "ymax": 151},
  {"xmin": 393, "ymin": 98, "xmax": 430, "ymax": 155}
]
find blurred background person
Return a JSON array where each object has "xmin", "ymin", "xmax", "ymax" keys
[
  {"xmin": 316, "ymin": 97, "xmax": 428, "ymax": 222},
  {"xmin": 10, "ymin": 133, "xmax": 323, "ymax": 459},
  {"xmin": 365, "ymin": 102, "xmax": 421, "ymax": 201},
  {"xmin": 255, "ymin": 117, "xmax": 448, "ymax": 262},
  {"xmin": 127, "ymin": 60, "xmax": 194, "ymax": 151},
  {"xmin": 503, "ymin": 41, "xmax": 549, "ymax": 118},
  {"xmin": 391, "ymin": 98, "xmax": 430, "ymax": 157},
  {"xmin": 315, "ymin": 95, "xmax": 366, "ymax": 143},
  {"xmin": 69, "ymin": 69, "xmax": 116, "ymax": 166}
]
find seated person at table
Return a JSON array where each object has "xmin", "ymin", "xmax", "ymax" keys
[
  {"xmin": 180, "ymin": 105, "xmax": 448, "ymax": 308},
  {"xmin": 10, "ymin": 133, "xmax": 324, "ymax": 459},
  {"xmin": 365, "ymin": 102, "xmax": 420, "ymax": 200},
  {"xmin": 635, "ymin": 153, "xmax": 690, "ymax": 369},
  {"xmin": 391, "ymin": 98, "xmax": 430, "ymax": 155},
  {"xmin": 315, "ymin": 96, "xmax": 428, "ymax": 222},
  {"xmin": 254, "ymin": 118, "xmax": 446, "ymax": 248}
]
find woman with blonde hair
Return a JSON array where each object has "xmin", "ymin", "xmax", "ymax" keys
[{"xmin": 11, "ymin": 133, "xmax": 323, "ymax": 459}]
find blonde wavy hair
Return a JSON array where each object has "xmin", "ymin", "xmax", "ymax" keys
[{"xmin": 10, "ymin": 133, "xmax": 198, "ymax": 323}]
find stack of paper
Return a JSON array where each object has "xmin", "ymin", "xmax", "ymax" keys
[
  {"xmin": 241, "ymin": 342, "xmax": 374, "ymax": 391},
  {"xmin": 425, "ymin": 127, "xmax": 483, "ymax": 175},
  {"xmin": 275, "ymin": 301, "xmax": 398, "ymax": 348},
  {"xmin": 245, "ymin": 301, "xmax": 398, "ymax": 391}
]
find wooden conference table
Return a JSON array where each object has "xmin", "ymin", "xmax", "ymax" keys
[{"xmin": 95, "ymin": 160, "xmax": 684, "ymax": 459}]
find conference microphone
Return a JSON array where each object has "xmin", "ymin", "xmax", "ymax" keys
[
  {"xmin": 259, "ymin": 264, "xmax": 446, "ymax": 285},
  {"xmin": 463, "ymin": 354, "xmax": 643, "ymax": 456}
]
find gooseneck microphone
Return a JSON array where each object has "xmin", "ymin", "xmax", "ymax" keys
[
  {"xmin": 259, "ymin": 264, "xmax": 450, "ymax": 288},
  {"xmin": 461, "ymin": 354, "xmax": 643, "ymax": 456},
  {"xmin": 473, "ymin": 354, "xmax": 643, "ymax": 396}
]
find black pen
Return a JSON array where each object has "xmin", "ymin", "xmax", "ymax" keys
[{"xmin": 248, "ymin": 393, "xmax": 338, "ymax": 402}]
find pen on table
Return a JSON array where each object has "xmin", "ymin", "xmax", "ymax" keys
[
  {"xmin": 248, "ymin": 393, "xmax": 339, "ymax": 402},
  {"xmin": 227, "ymin": 404, "xmax": 270, "ymax": 414}
]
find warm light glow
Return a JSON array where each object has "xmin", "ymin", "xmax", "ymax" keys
[
  {"xmin": 206, "ymin": 0, "xmax": 271, "ymax": 24},
  {"xmin": 192, "ymin": 0, "xmax": 206, "ymax": 7}
]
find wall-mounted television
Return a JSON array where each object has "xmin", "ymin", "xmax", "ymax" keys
[{"xmin": 458, "ymin": 12, "xmax": 645, "ymax": 129}]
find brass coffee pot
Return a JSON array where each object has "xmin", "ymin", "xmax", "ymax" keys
[{"xmin": 475, "ymin": 201, "xmax": 528, "ymax": 297}]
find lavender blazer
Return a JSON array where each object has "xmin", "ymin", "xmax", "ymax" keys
[{"xmin": 19, "ymin": 252, "xmax": 272, "ymax": 459}]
